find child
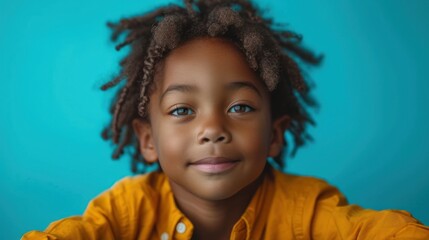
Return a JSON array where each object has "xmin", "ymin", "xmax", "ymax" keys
[{"xmin": 23, "ymin": 0, "xmax": 429, "ymax": 239}]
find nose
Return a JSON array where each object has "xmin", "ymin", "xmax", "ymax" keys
[{"xmin": 197, "ymin": 114, "xmax": 231, "ymax": 144}]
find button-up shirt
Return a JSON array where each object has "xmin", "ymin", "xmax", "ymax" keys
[{"xmin": 23, "ymin": 167, "xmax": 429, "ymax": 239}]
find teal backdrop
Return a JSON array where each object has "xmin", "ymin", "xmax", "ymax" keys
[{"xmin": 1, "ymin": 0, "xmax": 428, "ymax": 238}]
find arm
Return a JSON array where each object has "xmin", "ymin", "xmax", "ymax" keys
[{"xmin": 311, "ymin": 185, "xmax": 429, "ymax": 239}]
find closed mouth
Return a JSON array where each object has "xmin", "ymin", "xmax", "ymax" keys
[
  {"xmin": 188, "ymin": 157, "xmax": 240, "ymax": 174},
  {"xmin": 189, "ymin": 157, "xmax": 239, "ymax": 165}
]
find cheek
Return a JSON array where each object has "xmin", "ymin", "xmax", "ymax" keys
[
  {"xmin": 234, "ymin": 114, "xmax": 272, "ymax": 158},
  {"xmin": 154, "ymin": 122, "xmax": 192, "ymax": 162}
]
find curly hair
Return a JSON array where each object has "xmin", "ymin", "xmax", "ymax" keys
[{"xmin": 100, "ymin": 0, "xmax": 322, "ymax": 173}]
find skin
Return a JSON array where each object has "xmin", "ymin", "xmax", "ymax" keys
[{"xmin": 133, "ymin": 37, "xmax": 289, "ymax": 240}]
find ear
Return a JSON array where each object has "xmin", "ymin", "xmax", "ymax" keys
[
  {"xmin": 268, "ymin": 115, "xmax": 291, "ymax": 157},
  {"xmin": 132, "ymin": 118, "xmax": 158, "ymax": 163}
]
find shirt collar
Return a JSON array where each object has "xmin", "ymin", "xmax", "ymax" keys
[
  {"xmin": 231, "ymin": 167, "xmax": 275, "ymax": 240},
  {"xmin": 156, "ymin": 177, "xmax": 194, "ymax": 240}
]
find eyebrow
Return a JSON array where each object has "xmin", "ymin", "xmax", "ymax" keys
[
  {"xmin": 226, "ymin": 81, "xmax": 261, "ymax": 97},
  {"xmin": 159, "ymin": 80, "xmax": 261, "ymax": 103},
  {"xmin": 160, "ymin": 84, "xmax": 198, "ymax": 104}
]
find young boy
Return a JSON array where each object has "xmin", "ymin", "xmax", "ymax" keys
[{"xmin": 23, "ymin": 0, "xmax": 429, "ymax": 239}]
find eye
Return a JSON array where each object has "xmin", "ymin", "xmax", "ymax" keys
[
  {"xmin": 228, "ymin": 104, "xmax": 254, "ymax": 113},
  {"xmin": 169, "ymin": 106, "xmax": 195, "ymax": 117}
]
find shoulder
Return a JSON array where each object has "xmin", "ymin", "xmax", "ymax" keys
[
  {"xmin": 109, "ymin": 171, "xmax": 166, "ymax": 198},
  {"xmin": 84, "ymin": 171, "xmax": 167, "ymax": 214},
  {"xmin": 82, "ymin": 171, "xmax": 168, "ymax": 224},
  {"xmin": 266, "ymin": 169, "xmax": 347, "ymax": 239},
  {"xmin": 84, "ymin": 171, "xmax": 168, "ymax": 238},
  {"xmin": 271, "ymin": 168, "xmax": 345, "ymax": 204},
  {"xmin": 99, "ymin": 171, "xmax": 167, "ymax": 214},
  {"xmin": 269, "ymin": 169, "xmax": 429, "ymax": 239}
]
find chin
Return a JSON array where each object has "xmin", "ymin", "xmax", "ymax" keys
[
  {"xmin": 196, "ymin": 188, "xmax": 243, "ymax": 202},
  {"xmin": 191, "ymin": 179, "xmax": 253, "ymax": 201}
]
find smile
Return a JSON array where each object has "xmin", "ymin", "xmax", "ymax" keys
[{"xmin": 189, "ymin": 157, "xmax": 240, "ymax": 174}]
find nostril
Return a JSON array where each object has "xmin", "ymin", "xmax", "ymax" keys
[
  {"xmin": 217, "ymin": 136, "xmax": 225, "ymax": 142},
  {"xmin": 198, "ymin": 132, "xmax": 230, "ymax": 144}
]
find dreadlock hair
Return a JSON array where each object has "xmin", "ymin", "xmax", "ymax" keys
[{"xmin": 100, "ymin": 0, "xmax": 323, "ymax": 173}]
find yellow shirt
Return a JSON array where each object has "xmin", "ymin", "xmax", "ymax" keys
[{"xmin": 23, "ymin": 167, "xmax": 429, "ymax": 239}]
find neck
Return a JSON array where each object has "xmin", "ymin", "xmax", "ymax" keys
[{"xmin": 169, "ymin": 173, "xmax": 265, "ymax": 240}]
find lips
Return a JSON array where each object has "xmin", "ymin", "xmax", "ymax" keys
[
  {"xmin": 189, "ymin": 157, "xmax": 239, "ymax": 174},
  {"xmin": 191, "ymin": 157, "xmax": 237, "ymax": 165}
]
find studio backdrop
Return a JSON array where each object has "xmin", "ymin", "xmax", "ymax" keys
[{"xmin": 1, "ymin": 0, "xmax": 428, "ymax": 239}]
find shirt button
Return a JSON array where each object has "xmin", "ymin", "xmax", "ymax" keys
[
  {"xmin": 160, "ymin": 232, "xmax": 169, "ymax": 240},
  {"xmin": 176, "ymin": 222, "xmax": 186, "ymax": 234}
]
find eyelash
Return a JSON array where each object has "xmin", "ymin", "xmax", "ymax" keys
[
  {"xmin": 229, "ymin": 104, "xmax": 254, "ymax": 113},
  {"xmin": 169, "ymin": 104, "xmax": 254, "ymax": 117},
  {"xmin": 169, "ymin": 106, "xmax": 195, "ymax": 116}
]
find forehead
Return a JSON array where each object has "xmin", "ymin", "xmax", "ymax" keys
[
  {"xmin": 166, "ymin": 37, "xmax": 245, "ymax": 66},
  {"xmin": 156, "ymin": 37, "xmax": 267, "ymax": 93}
]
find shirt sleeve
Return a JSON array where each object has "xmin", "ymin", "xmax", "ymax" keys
[
  {"xmin": 21, "ymin": 178, "xmax": 133, "ymax": 240},
  {"xmin": 311, "ymin": 185, "xmax": 429, "ymax": 239}
]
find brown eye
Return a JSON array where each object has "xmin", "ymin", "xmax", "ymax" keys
[{"xmin": 228, "ymin": 104, "xmax": 254, "ymax": 113}]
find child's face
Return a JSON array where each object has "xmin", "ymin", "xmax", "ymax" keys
[{"xmin": 133, "ymin": 37, "xmax": 285, "ymax": 201}]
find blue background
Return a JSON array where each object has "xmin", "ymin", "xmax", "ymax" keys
[{"xmin": 1, "ymin": 0, "xmax": 428, "ymax": 238}]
